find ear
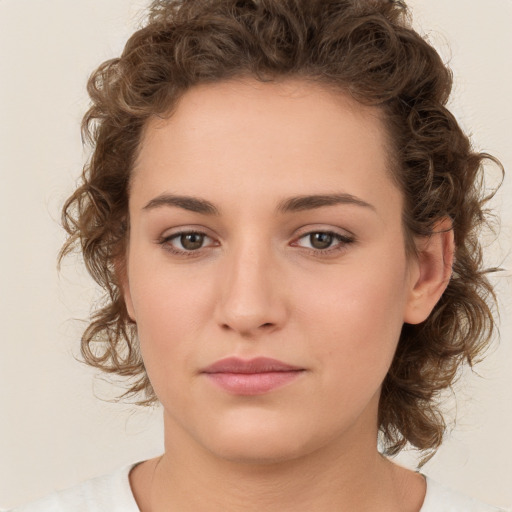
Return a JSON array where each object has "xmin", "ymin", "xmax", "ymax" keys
[
  {"xmin": 404, "ymin": 217, "xmax": 455, "ymax": 325},
  {"xmin": 115, "ymin": 256, "xmax": 136, "ymax": 322}
]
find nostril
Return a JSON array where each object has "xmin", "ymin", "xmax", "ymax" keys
[{"xmin": 220, "ymin": 321, "xmax": 275, "ymax": 333}]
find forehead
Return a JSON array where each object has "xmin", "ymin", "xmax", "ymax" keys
[
  {"xmin": 138, "ymin": 78, "xmax": 389, "ymax": 158},
  {"xmin": 131, "ymin": 78, "xmax": 399, "ymax": 216}
]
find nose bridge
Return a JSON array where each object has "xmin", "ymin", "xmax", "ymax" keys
[{"xmin": 214, "ymin": 233, "xmax": 285, "ymax": 335}]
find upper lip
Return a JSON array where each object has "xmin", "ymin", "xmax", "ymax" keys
[{"xmin": 202, "ymin": 357, "xmax": 304, "ymax": 374}]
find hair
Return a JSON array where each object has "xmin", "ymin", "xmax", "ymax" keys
[{"xmin": 60, "ymin": 0, "xmax": 502, "ymax": 463}]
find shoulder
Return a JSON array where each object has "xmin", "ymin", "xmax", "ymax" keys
[
  {"xmin": 422, "ymin": 476, "xmax": 506, "ymax": 512},
  {"xmin": 8, "ymin": 464, "xmax": 140, "ymax": 512}
]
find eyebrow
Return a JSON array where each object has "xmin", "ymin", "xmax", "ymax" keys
[
  {"xmin": 142, "ymin": 192, "xmax": 376, "ymax": 215},
  {"xmin": 276, "ymin": 193, "xmax": 376, "ymax": 214},
  {"xmin": 143, "ymin": 194, "xmax": 219, "ymax": 215}
]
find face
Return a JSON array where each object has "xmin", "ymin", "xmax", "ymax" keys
[{"xmin": 124, "ymin": 79, "xmax": 420, "ymax": 463}]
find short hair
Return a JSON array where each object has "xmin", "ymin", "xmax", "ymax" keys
[{"xmin": 60, "ymin": 0, "xmax": 502, "ymax": 463}]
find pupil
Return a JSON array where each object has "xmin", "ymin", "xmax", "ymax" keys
[
  {"xmin": 181, "ymin": 233, "xmax": 204, "ymax": 250},
  {"xmin": 311, "ymin": 233, "xmax": 333, "ymax": 249}
]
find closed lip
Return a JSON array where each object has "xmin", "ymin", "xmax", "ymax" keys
[{"xmin": 201, "ymin": 357, "xmax": 304, "ymax": 374}]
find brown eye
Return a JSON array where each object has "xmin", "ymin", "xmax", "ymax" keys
[
  {"xmin": 309, "ymin": 232, "xmax": 334, "ymax": 250},
  {"xmin": 179, "ymin": 233, "xmax": 205, "ymax": 250},
  {"xmin": 159, "ymin": 230, "xmax": 217, "ymax": 256},
  {"xmin": 293, "ymin": 230, "xmax": 354, "ymax": 254}
]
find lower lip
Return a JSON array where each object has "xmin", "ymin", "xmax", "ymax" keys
[{"xmin": 204, "ymin": 371, "xmax": 304, "ymax": 395}]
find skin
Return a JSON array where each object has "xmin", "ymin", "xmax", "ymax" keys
[{"xmin": 123, "ymin": 79, "xmax": 454, "ymax": 511}]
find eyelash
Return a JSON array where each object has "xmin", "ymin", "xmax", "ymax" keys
[
  {"xmin": 158, "ymin": 230, "xmax": 355, "ymax": 258},
  {"xmin": 292, "ymin": 231, "xmax": 355, "ymax": 255}
]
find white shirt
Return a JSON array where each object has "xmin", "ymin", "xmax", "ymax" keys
[{"xmin": 9, "ymin": 464, "xmax": 506, "ymax": 511}]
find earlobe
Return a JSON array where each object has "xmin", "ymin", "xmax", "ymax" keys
[{"xmin": 404, "ymin": 218, "xmax": 455, "ymax": 325}]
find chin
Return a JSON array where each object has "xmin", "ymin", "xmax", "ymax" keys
[{"xmin": 196, "ymin": 412, "xmax": 330, "ymax": 466}]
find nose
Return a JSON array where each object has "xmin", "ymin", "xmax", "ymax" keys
[{"xmin": 213, "ymin": 240, "xmax": 288, "ymax": 338}]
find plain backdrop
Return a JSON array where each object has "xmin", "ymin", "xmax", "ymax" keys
[{"xmin": 0, "ymin": 0, "xmax": 511, "ymax": 509}]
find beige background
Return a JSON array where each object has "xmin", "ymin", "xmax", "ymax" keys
[{"xmin": 0, "ymin": 0, "xmax": 511, "ymax": 509}]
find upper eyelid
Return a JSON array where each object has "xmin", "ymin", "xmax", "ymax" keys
[
  {"xmin": 159, "ymin": 225, "xmax": 216, "ymax": 240},
  {"xmin": 293, "ymin": 225, "xmax": 355, "ymax": 240},
  {"xmin": 159, "ymin": 226, "xmax": 352, "ymax": 239},
  {"xmin": 296, "ymin": 231, "xmax": 352, "ymax": 240}
]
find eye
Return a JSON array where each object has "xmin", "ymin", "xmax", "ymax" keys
[
  {"xmin": 159, "ymin": 231, "xmax": 216, "ymax": 255},
  {"xmin": 293, "ymin": 231, "xmax": 354, "ymax": 253}
]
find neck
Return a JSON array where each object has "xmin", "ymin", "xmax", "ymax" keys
[{"xmin": 140, "ymin": 410, "xmax": 425, "ymax": 512}]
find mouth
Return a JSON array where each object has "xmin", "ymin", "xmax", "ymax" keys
[{"xmin": 201, "ymin": 357, "xmax": 306, "ymax": 395}]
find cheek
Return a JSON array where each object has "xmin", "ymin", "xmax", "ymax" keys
[
  {"xmin": 125, "ymin": 260, "xmax": 205, "ymax": 381},
  {"xmin": 127, "ymin": 240, "xmax": 208, "ymax": 329},
  {"xmin": 296, "ymin": 252, "xmax": 409, "ymax": 385}
]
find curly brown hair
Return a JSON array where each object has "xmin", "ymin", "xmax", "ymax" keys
[{"xmin": 60, "ymin": 0, "xmax": 502, "ymax": 462}]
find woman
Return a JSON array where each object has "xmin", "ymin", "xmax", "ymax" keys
[{"xmin": 11, "ymin": 0, "xmax": 506, "ymax": 510}]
